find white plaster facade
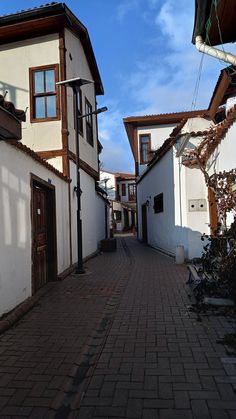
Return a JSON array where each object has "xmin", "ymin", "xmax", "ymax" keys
[
  {"xmin": 137, "ymin": 146, "xmax": 210, "ymax": 259},
  {"xmin": 0, "ymin": 141, "xmax": 70, "ymax": 316},
  {"xmin": 100, "ymin": 170, "xmax": 136, "ymax": 233},
  {"xmin": 0, "ymin": 4, "xmax": 108, "ymax": 316},
  {"xmin": 0, "ymin": 4, "xmax": 106, "ymax": 263},
  {"xmin": 137, "ymin": 124, "xmax": 176, "ymax": 176},
  {"xmin": 135, "ymin": 117, "xmax": 215, "ymax": 260}
]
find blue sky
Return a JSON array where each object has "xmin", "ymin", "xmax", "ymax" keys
[{"xmin": 1, "ymin": 0, "xmax": 235, "ymax": 173}]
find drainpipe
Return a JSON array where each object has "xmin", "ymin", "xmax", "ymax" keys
[{"xmin": 195, "ymin": 36, "xmax": 236, "ymax": 66}]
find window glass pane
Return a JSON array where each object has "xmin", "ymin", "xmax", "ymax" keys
[
  {"xmin": 141, "ymin": 135, "xmax": 150, "ymax": 144},
  {"xmin": 34, "ymin": 71, "xmax": 44, "ymax": 93},
  {"xmin": 45, "ymin": 70, "xmax": 55, "ymax": 92},
  {"xmin": 46, "ymin": 96, "xmax": 56, "ymax": 117},
  {"xmin": 142, "ymin": 143, "xmax": 149, "ymax": 162},
  {"xmin": 35, "ymin": 97, "xmax": 45, "ymax": 118}
]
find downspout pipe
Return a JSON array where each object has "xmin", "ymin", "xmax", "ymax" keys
[{"xmin": 195, "ymin": 35, "xmax": 236, "ymax": 66}]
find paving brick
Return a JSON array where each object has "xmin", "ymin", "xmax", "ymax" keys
[
  {"xmin": 174, "ymin": 390, "xmax": 190, "ymax": 408},
  {"xmin": 207, "ymin": 400, "xmax": 236, "ymax": 409},
  {"xmin": 189, "ymin": 390, "xmax": 220, "ymax": 400},
  {"xmin": 210, "ymin": 409, "xmax": 230, "ymax": 419},
  {"xmin": 191, "ymin": 400, "xmax": 210, "ymax": 419},
  {"xmin": 112, "ymin": 388, "xmax": 128, "ymax": 406},
  {"xmin": 142, "ymin": 408, "xmax": 159, "ymax": 419},
  {"xmin": 1, "ymin": 236, "xmax": 236, "ymax": 419},
  {"xmin": 159, "ymin": 383, "xmax": 173, "ymax": 399},
  {"xmin": 126, "ymin": 398, "xmax": 143, "ymax": 418},
  {"xmin": 160, "ymin": 409, "xmax": 193, "ymax": 419},
  {"xmin": 94, "ymin": 406, "xmax": 126, "ymax": 417}
]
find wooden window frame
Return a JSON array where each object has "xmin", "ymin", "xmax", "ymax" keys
[
  {"xmin": 139, "ymin": 134, "xmax": 151, "ymax": 164},
  {"xmin": 153, "ymin": 193, "xmax": 164, "ymax": 213},
  {"xmin": 116, "ymin": 184, "xmax": 120, "ymax": 201},
  {"xmin": 85, "ymin": 98, "xmax": 93, "ymax": 146},
  {"xmin": 122, "ymin": 183, "xmax": 126, "ymax": 196},
  {"xmin": 29, "ymin": 64, "xmax": 60, "ymax": 123},
  {"xmin": 114, "ymin": 210, "xmax": 122, "ymax": 222},
  {"xmin": 77, "ymin": 88, "xmax": 83, "ymax": 136},
  {"xmin": 128, "ymin": 183, "xmax": 136, "ymax": 201}
]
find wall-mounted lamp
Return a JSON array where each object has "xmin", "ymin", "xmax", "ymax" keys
[{"xmin": 146, "ymin": 196, "xmax": 151, "ymax": 209}]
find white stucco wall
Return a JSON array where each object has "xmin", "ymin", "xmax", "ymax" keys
[
  {"xmin": 96, "ymin": 194, "xmax": 108, "ymax": 244},
  {"xmin": 0, "ymin": 34, "xmax": 61, "ymax": 152},
  {"xmin": 137, "ymin": 123, "xmax": 176, "ymax": 175},
  {"xmin": 118, "ymin": 179, "xmax": 135, "ymax": 203},
  {"xmin": 70, "ymin": 161, "xmax": 105, "ymax": 262},
  {"xmin": 0, "ymin": 142, "xmax": 70, "ymax": 317},
  {"xmin": 65, "ymin": 29, "xmax": 99, "ymax": 173},
  {"xmin": 100, "ymin": 170, "xmax": 116, "ymax": 199},
  {"xmin": 207, "ymin": 122, "xmax": 236, "ymax": 227},
  {"xmin": 112, "ymin": 201, "xmax": 123, "ymax": 231},
  {"xmin": 137, "ymin": 147, "xmax": 210, "ymax": 260}
]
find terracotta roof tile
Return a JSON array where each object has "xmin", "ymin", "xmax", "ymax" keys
[
  {"xmin": 124, "ymin": 109, "xmax": 209, "ymax": 121},
  {"xmin": 0, "ymin": 95, "xmax": 25, "ymax": 121},
  {"xmin": 0, "ymin": 2, "xmax": 59, "ymax": 18},
  {"xmin": 10, "ymin": 142, "xmax": 70, "ymax": 182}
]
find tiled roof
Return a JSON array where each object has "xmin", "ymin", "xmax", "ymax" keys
[
  {"xmin": 11, "ymin": 141, "xmax": 70, "ymax": 182},
  {"xmin": 0, "ymin": 95, "xmax": 25, "ymax": 121},
  {"xmin": 0, "ymin": 2, "xmax": 59, "ymax": 18},
  {"xmin": 124, "ymin": 109, "xmax": 209, "ymax": 122},
  {"xmin": 182, "ymin": 104, "xmax": 236, "ymax": 168}
]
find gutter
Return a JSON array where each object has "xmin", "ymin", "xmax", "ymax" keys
[{"xmin": 195, "ymin": 35, "xmax": 236, "ymax": 66}]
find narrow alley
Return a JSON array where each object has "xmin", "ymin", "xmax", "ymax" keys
[{"xmin": 0, "ymin": 237, "xmax": 236, "ymax": 419}]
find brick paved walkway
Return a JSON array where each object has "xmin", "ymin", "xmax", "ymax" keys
[{"xmin": 1, "ymin": 237, "xmax": 236, "ymax": 418}]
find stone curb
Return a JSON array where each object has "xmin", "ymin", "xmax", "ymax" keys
[{"xmin": 0, "ymin": 282, "xmax": 57, "ymax": 335}]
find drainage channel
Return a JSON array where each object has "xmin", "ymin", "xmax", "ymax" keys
[{"xmin": 53, "ymin": 237, "xmax": 133, "ymax": 418}]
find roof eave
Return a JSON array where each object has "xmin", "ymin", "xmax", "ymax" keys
[{"xmin": 0, "ymin": 3, "xmax": 104, "ymax": 96}]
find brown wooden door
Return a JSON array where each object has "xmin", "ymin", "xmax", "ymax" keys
[{"xmin": 32, "ymin": 185, "xmax": 48, "ymax": 294}]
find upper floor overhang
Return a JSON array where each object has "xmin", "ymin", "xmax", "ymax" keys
[
  {"xmin": 192, "ymin": 0, "xmax": 236, "ymax": 46},
  {"xmin": 0, "ymin": 2, "xmax": 104, "ymax": 95},
  {"xmin": 123, "ymin": 109, "xmax": 210, "ymax": 161}
]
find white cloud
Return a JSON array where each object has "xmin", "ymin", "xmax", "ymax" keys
[
  {"xmin": 116, "ymin": 0, "xmax": 140, "ymax": 22},
  {"xmin": 121, "ymin": 0, "xmax": 236, "ymax": 115},
  {"xmin": 104, "ymin": 0, "xmax": 236, "ymax": 172}
]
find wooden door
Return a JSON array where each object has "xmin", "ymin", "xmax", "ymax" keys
[
  {"xmin": 32, "ymin": 185, "xmax": 48, "ymax": 294},
  {"xmin": 142, "ymin": 204, "xmax": 148, "ymax": 243}
]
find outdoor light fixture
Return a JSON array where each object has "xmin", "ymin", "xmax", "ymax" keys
[{"xmin": 56, "ymin": 77, "xmax": 107, "ymax": 274}]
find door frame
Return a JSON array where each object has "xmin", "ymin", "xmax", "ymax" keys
[{"xmin": 31, "ymin": 174, "xmax": 58, "ymax": 294}]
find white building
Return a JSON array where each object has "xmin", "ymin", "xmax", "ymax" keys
[
  {"xmin": 100, "ymin": 170, "xmax": 136, "ymax": 233},
  {"xmin": 124, "ymin": 63, "xmax": 236, "ymax": 260},
  {"xmin": 124, "ymin": 110, "xmax": 217, "ymax": 259},
  {"xmin": 0, "ymin": 3, "xmax": 108, "ymax": 316}
]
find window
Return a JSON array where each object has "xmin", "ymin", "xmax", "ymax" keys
[
  {"xmin": 114, "ymin": 210, "xmax": 122, "ymax": 221},
  {"xmin": 29, "ymin": 65, "xmax": 59, "ymax": 122},
  {"xmin": 128, "ymin": 184, "xmax": 136, "ymax": 201},
  {"xmin": 77, "ymin": 89, "xmax": 83, "ymax": 135},
  {"xmin": 85, "ymin": 98, "xmax": 93, "ymax": 146},
  {"xmin": 140, "ymin": 134, "xmax": 151, "ymax": 164},
  {"xmin": 154, "ymin": 193, "xmax": 164, "ymax": 213},
  {"xmin": 122, "ymin": 184, "xmax": 126, "ymax": 196},
  {"xmin": 116, "ymin": 184, "xmax": 120, "ymax": 201}
]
